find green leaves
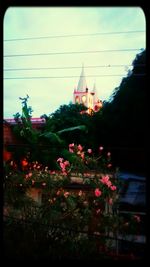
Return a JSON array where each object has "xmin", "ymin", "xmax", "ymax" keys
[
  {"xmin": 39, "ymin": 132, "xmax": 63, "ymax": 144},
  {"xmin": 57, "ymin": 125, "xmax": 87, "ymax": 135}
]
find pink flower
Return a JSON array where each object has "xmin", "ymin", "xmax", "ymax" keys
[
  {"xmin": 80, "ymin": 152, "xmax": 85, "ymax": 159},
  {"xmin": 56, "ymin": 190, "xmax": 61, "ymax": 195},
  {"xmin": 107, "ymin": 163, "xmax": 112, "ymax": 168},
  {"xmin": 110, "ymin": 185, "xmax": 117, "ymax": 191},
  {"xmin": 57, "ymin": 157, "xmax": 63, "ymax": 163},
  {"xmin": 64, "ymin": 192, "xmax": 70, "ymax": 198},
  {"xmin": 96, "ymin": 209, "xmax": 101, "ymax": 214},
  {"xmin": 84, "ymin": 172, "xmax": 91, "ymax": 177},
  {"xmin": 106, "ymin": 180, "xmax": 112, "ymax": 188},
  {"xmin": 94, "ymin": 188, "xmax": 102, "ymax": 197},
  {"xmin": 100, "ymin": 175, "xmax": 110, "ymax": 184},
  {"xmin": 133, "ymin": 215, "xmax": 141, "ymax": 222},
  {"xmin": 87, "ymin": 149, "xmax": 92, "ymax": 154},
  {"xmin": 42, "ymin": 182, "xmax": 46, "ymax": 186},
  {"xmin": 69, "ymin": 148, "xmax": 74, "ymax": 153},
  {"xmin": 107, "ymin": 152, "xmax": 111, "ymax": 157},
  {"xmin": 60, "ymin": 162, "xmax": 65, "ymax": 169},
  {"xmin": 50, "ymin": 170, "xmax": 56, "ymax": 174},
  {"xmin": 32, "ymin": 179, "xmax": 35, "ymax": 185},
  {"xmin": 99, "ymin": 146, "xmax": 103, "ymax": 151},
  {"xmin": 108, "ymin": 198, "xmax": 113, "ymax": 205},
  {"xmin": 64, "ymin": 160, "xmax": 70, "ymax": 167},
  {"xmin": 25, "ymin": 174, "xmax": 29, "ymax": 179},
  {"xmin": 28, "ymin": 172, "xmax": 32, "ymax": 177},
  {"xmin": 78, "ymin": 190, "xmax": 82, "ymax": 196},
  {"xmin": 69, "ymin": 143, "xmax": 74, "ymax": 148},
  {"xmin": 77, "ymin": 144, "xmax": 83, "ymax": 151}
]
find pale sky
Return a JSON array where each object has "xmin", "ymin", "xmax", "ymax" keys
[{"xmin": 4, "ymin": 7, "xmax": 146, "ymax": 118}]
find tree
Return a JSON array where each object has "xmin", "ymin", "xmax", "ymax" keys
[
  {"xmin": 99, "ymin": 50, "xmax": 146, "ymax": 173},
  {"xmin": 12, "ymin": 98, "xmax": 87, "ymax": 169},
  {"xmin": 42, "ymin": 103, "xmax": 91, "ymax": 147}
]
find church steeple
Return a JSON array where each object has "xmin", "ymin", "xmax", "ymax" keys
[
  {"xmin": 73, "ymin": 64, "xmax": 102, "ymax": 114},
  {"xmin": 92, "ymin": 82, "xmax": 98, "ymax": 103},
  {"xmin": 77, "ymin": 64, "xmax": 87, "ymax": 92}
]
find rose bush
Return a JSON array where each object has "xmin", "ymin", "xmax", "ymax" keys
[{"xmin": 3, "ymin": 144, "xmax": 142, "ymax": 260}]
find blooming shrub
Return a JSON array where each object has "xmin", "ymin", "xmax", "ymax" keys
[{"xmin": 3, "ymin": 144, "xmax": 142, "ymax": 260}]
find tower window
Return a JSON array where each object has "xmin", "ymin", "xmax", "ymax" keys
[
  {"xmin": 75, "ymin": 96, "xmax": 80, "ymax": 103},
  {"xmin": 82, "ymin": 95, "xmax": 86, "ymax": 103}
]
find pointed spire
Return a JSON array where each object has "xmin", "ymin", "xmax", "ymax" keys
[
  {"xmin": 92, "ymin": 82, "xmax": 98, "ymax": 103},
  {"xmin": 77, "ymin": 64, "xmax": 87, "ymax": 92},
  {"xmin": 93, "ymin": 82, "xmax": 96, "ymax": 93}
]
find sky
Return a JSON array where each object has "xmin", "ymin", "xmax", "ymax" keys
[{"xmin": 4, "ymin": 7, "xmax": 146, "ymax": 118}]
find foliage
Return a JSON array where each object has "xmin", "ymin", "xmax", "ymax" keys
[
  {"xmin": 12, "ymin": 97, "xmax": 87, "ymax": 169},
  {"xmin": 41, "ymin": 103, "xmax": 92, "ymax": 146},
  {"xmin": 91, "ymin": 50, "xmax": 146, "ymax": 173},
  {"xmin": 4, "ymin": 144, "xmax": 142, "ymax": 260}
]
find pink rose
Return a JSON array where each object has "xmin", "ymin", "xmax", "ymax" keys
[
  {"xmin": 96, "ymin": 209, "xmax": 101, "ymax": 214},
  {"xmin": 80, "ymin": 152, "xmax": 85, "ymax": 159},
  {"xmin": 108, "ymin": 198, "xmax": 113, "ymax": 205},
  {"xmin": 69, "ymin": 143, "xmax": 74, "ymax": 148},
  {"xmin": 77, "ymin": 144, "xmax": 83, "ymax": 151},
  {"xmin": 133, "ymin": 215, "xmax": 141, "ymax": 222},
  {"xmin": 69, "ymin": 148, "xmax": 74, "ymax": 153},
  {"xmin": 56, "ymin": 190, "xmax": 61, "ymax": 195},
  {"xmin": 100, "ymin": 175, "xmax": 110, "ymax": 184},
  {"xmin": 110, "ymin": 185, "xmax": 117, "ymax": 191},
  {"xmin": 57, "ymin": 157, "xmax": 64, "ymax": 163},
  {"xmin": 107, "ymin": 163, "xmax": 112, "ymax": 168},
  {"xmin": 78, "ymin": 190, "xmax": 82, "ymax": 196},
  {"xmin": 106, "ymin": 180, "xmax": 112, "ymax": 188},
  {"xmin": 64, "ymin": 160, "xmax": 70, "ymax": 167},
  {"xmin": 94, "ymin": 188, "xmax": 102, "ymax": 197},
  {"xmin": 50, "ymin": 170, "xmax": 56, "ymax": 174},
  {"xmin": 64, "ymin": 192, "xmax": 69, "ymax": 198},
  {"xmin": 87, "ymin": 149, "xmax": 92, "ymax": 154}
]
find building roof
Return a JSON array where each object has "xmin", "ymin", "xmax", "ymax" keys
[
  {"xmin": 76, "ymin": 64, "xmax": 87, "ymax": 92},
  {"xmin": 4, "ymin": 118, "xmax": 46, "ymax": 125}
]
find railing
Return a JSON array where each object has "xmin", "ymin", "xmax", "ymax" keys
[{"xmin": 3, "ymin": 213, "xmax": 146, "ymax": 260}]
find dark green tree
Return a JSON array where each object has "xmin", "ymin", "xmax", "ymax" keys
[
  {"xmin": 12, "ymin": 98, "xmax": 87, "ymax": 169},
  {"xmin": 98, "ymin": 50, "xmax": 146, "ymax": 173},
  {"xmin": 42, "ymin": 103, "xmax": 92, "ymax": 147}
]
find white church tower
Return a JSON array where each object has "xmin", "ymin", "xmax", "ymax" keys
[{"xmin": 73, "ymin": 65, "xmax": 102, "ymax": 113}]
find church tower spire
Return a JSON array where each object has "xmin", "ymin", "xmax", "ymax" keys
[
  {"xmin": 77, "ymin": 64, "xmax": 87, "ymax": 92},
  {"xmin": 73, "ymin": 64, "xmax": 102, "ymax": 114},
  {"xmin": 92, "ymin": 82, "xmax": 98, "ymax": 103}
]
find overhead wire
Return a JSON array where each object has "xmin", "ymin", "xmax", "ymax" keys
[
  {"xmin": 4, "ymin": 74, "xmax": 146, "ymax": 80},
  {"xmin": 4, "ymin": 48, "xmax": 143, "ymax": 58},
  {"xmin": 4, "ymin": 30, "xmax": 145, "ymax": 42},
  {"xmin": 4, "ymin": 64, "xmax": 145, "ymax": 72}
]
